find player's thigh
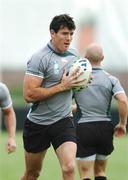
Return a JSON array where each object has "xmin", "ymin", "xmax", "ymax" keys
[
  {"xmin": 76, "ymin": 123, "xmax": 97, "ymax": 158},
  {"xmin": 24, "ymin": 150, "xmax": 47, "ymax": 172},
  {"xmin": 51, "ymin": 117, "xmax": 76, "ymax": 150},
  {"xmin": 56, "ymin": 141, "xmax": 77, "ymax": 167},
  {"xmin": 23, "ymin": 118, "xmax": 50, "ymax": 153},
  {"xmin": 97, "ymin": 121, "xmax": 114, "ymax": 155}
]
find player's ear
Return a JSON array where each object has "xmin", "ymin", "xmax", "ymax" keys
[
  {"xmin": 101, "ymin": 55, "xmax": 104, "ymax": 61},
  {"xmin": 50, "ymin": 29, "xmax": 55, "ymax": 38},
  {"xmin": 50, "ymin": 29, "xmax": 55, "ymax": 35}
]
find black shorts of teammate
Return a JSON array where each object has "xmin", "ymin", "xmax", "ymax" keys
[
  {"xmin": 23, "ymin": 117, "xmax": 76, "ymax": 153},
  {"xmin": 76, "ymin": 121, "xmax": 114, "ymax": 158}
]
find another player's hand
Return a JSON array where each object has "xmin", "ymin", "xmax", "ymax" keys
[
  {"xmin": 60, "ymin": 68, "xmax": 85, "ymax": 91},
  {"xmin": 5, "ymin": 137, "xmax": 17, "ymax": 154},
  {"xmin": 114, "ymin": 123, "xmax": 126, "ymax": 137}
]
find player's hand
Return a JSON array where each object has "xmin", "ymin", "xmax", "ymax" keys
[
  {"xmin": 114, "ymin": 123, "xmax": 126, "ymax": 137},
  {"xmin": 60, "ymin": 68, "xmax": 86, "ymax": 91},
  {"xmin": 5, "ymin": 137, "xmax": 17, "ymax": 154}
]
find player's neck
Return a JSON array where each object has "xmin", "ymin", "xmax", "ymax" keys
[{"xmin": 91, "ymin": 62, "xmax": 101, "ymax": 66}]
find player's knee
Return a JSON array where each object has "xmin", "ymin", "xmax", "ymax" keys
[{"xmin": 62, "ymin": 161, "xmax": 75, "ymax": 175}]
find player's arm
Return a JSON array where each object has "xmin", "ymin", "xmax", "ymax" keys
[
  {"xmin": 114, "ymin": 93, "xmax": 128, "ymax": 137},
  {"xmin": 23, "ymin": 69, "xmax": 85, "ymax": 103},
  {"xmin": 3, "ymin": 106, "xmax": 16, "ymax": 153}
]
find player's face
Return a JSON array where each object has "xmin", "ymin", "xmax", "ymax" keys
[{"xmin": 51, "ymin": 27, "xmax": 74, "ymax": 53}]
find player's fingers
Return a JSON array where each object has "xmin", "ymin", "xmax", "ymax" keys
[
  {"xmin": 62, "ymin": 69, "xmax": 69, "ymax": 79},
  {"xmin": 114, "ymin": 128, "xmax": 126, "ymax": 137},
  {"xmin": 6, "ymin": 143, "xmax": 16, "ymax": 154},
  {"xmin": 72, "ymin": 78, "xmax": 86, "ymax": 86},
  {"xmin": 71, "ymin": 71, "xmax": 84, "ymax": 81},
  {"xmin": 70, "ymin": 66, "xmax": 80, "ymax": 76}
]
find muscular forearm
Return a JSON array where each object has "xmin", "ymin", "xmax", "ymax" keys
[
  {"xmin": 4, "ymin": 109, "xmax": 16, "ymax": 138},
  {"xmin": 24, "ymin": 83, "xmax": 67, "ymax": 103},
  {"xmin": 24, "ymin": 69, "xmax": 86, "ymax": 103},
  {"xmin": 118, "ymin": 100, "xmax": 128, "ymax": 125}
]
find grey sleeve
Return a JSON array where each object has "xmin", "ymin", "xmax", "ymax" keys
[
  {"xmin": 0, "ymin": 83, "xmax": 12, "ymax": 109},
  {"xmin": 110, "ymin": 76, "xmax": 125, "ymax": 96},
  {"xmin": 26, "ymin": 53, "xmax": 46, "ymax": 78}
]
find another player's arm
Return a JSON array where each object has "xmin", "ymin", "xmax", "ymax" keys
[
  {"xmin": 23, "ymin": 69, "xmax": 85, "ymax": 103},
  {"xmin": 114, "ymin": 93, "xmax": 128, "ymax": 137},
  {"xmin": 3, "ymin": 106, "xmax": 16, "ymax": 153},
  {"xmin": 116, "ymin": 93, "xmax": 128, "ymax": 125}
]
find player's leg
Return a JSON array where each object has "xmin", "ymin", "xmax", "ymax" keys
[
  {"xmin": 21, "ymin": 150, "xmax": 47, "ymax": 180},
  {"xmin": 77, "ymin": 155, "xmax": 95, "ymax": 180},
  {"xmin": 94, "ymin": 156, "xmax": 108, "ymax": 180},
  {"xmin": 21, "ymin": 118, "xmax": 50, "ymax": 180},
  {"xmin": 94, "ymin": 121, "xmax": 114, "ymax": 180},
  {"xmin": 56, "ymin": 141, "xmax": 77, "ymax": 180},
  {"xmin": 76, "ymin": 122, "xmax": 97, "ymax": 180},
  {"xmin": 51, "ymin": 117, "xmax": 77, "ymax": 180}
]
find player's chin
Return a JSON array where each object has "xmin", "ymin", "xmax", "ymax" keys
[{"xmin": 64, "ymin": 45, "xmax": 69, "ymax": 51}]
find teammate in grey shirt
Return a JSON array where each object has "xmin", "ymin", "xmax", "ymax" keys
[
  {"xmin": 21, "ymin": 14, "xmax": 85, "ymax": 180},
  {"xmin": 73, "ymin": 43, "xmax": 128, "ymax": 180},
  {"xmin": 0, "ymin": 82, "xmax": 16, "ymax": 153}
]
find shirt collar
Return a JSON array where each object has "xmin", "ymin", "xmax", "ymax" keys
[{"xmin": 92, "ymin": 65, "xmax": 102, "ymax": 70}]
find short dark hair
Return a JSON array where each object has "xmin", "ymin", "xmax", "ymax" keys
[{"xmin": 49, "ymin": 14, "xmax": 76, "ymax": 33}]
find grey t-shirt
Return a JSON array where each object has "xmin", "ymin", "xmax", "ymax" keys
[
  {"xmin": 0, "ymin": 82, "xmax": 12, "ymax": 109},
  {"xmin": 74, "ymin": 66, "xmax": 125, "ymax": 123},
  {"xmin": 26, "ymin": 41, "xmax": 79, "ymax": 125}
]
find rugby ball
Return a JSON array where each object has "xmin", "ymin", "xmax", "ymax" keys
[{"xmin": 69, "ymin": 57, "xmax": 92, "ymax": 91}]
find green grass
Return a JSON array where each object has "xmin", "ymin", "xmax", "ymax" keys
[{"xmin": 0, "ymin": 132, "xmax": 128, "ymax": 180}]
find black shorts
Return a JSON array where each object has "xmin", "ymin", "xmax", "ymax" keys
[
  {"xmin": 23, "ymin": 117, "xmax": 76, "ymax": 153},
  {"xmin": 76, "ymin": 121, "xmax": 114, "ymax": 158}
]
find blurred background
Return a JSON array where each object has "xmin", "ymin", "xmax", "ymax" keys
[
  {"xmin": 0, "ymin": 1, "xmax": 128, "ymax": 180},
  {"xmin": 0, "ymin": 0, "xmax": 128, "ymax": 129}
]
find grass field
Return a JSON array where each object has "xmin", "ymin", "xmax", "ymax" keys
[{"xmin": 0, "ymin": 132, "xmax": 128, "ymax": 180}]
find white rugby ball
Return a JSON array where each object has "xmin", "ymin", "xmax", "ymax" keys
[{"xmin": 69, "ymin": 57, "xmax": 92, "ymax": 91}]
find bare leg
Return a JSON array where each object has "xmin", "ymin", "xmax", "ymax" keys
[
  {"xmin": 56, "ymin": 142, "xmax": 77, "ymax": 180},
  {"xmin": 94, "ymin": 159, "xmax": 107, "ymax": 177},
  {"xmin": 77, "ymin": 159, "xmax": 95, "ymax": 180},
  {"xmin": 21, "ymin": 150, "xmax": 47, "ymax": 180}
]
